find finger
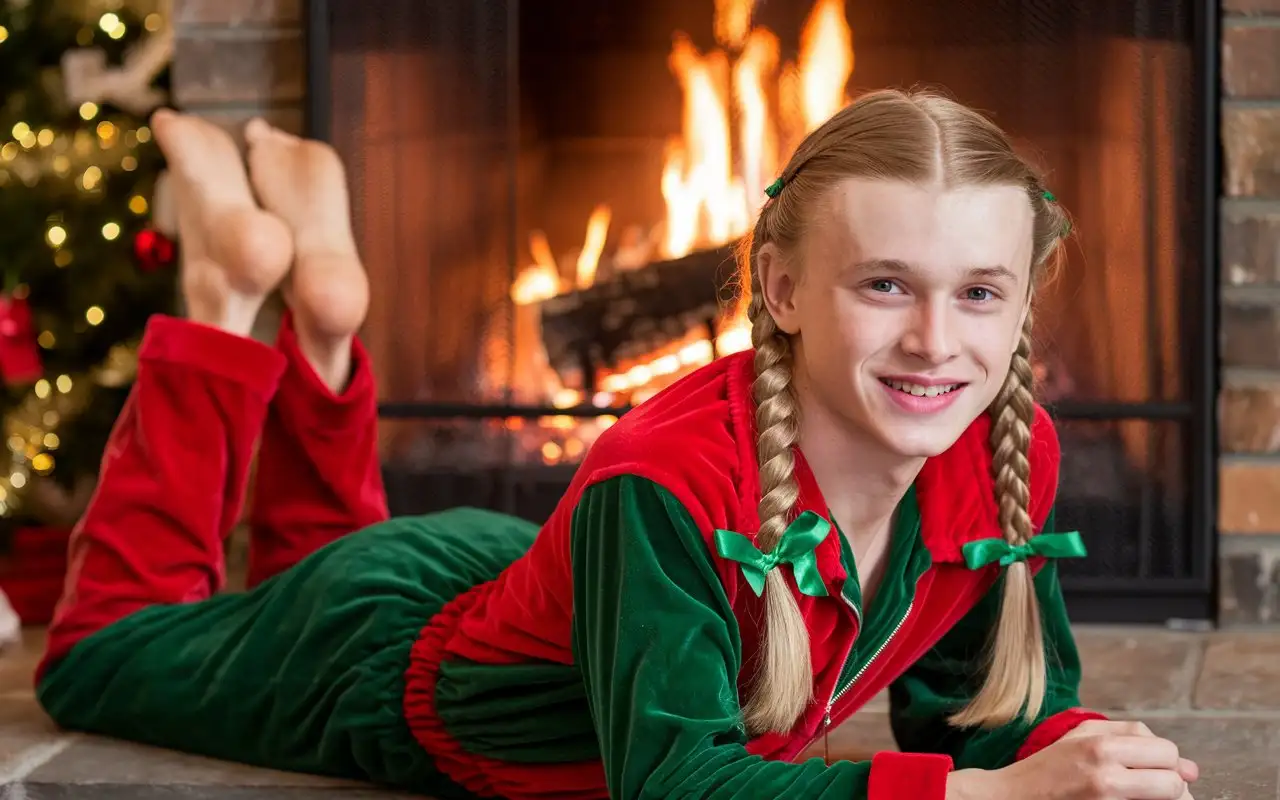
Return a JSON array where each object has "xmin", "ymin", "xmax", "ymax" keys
[
  {"xmin": 1098, "ymin": 735, "xmax": 1182, "ymax": 770},
  {"xmin": 1108, "ymin": 767, "xmax": 1187, "ymax": 800},
  {"xmin": 1177, "ymin": 757, "xmax": 1199, "ymax": 782}
]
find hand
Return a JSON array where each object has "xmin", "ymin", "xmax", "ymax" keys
[
  {"xmin": 947, "ymin": 725, "xmax": 1193, "ymax": 800},
  {"xmin": 1062, "ymin": 720, "xmax": 1198, "ymax": 788}
]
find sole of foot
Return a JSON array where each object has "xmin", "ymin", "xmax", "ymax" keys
[
  {"xmin": 243, "ymin": 118, "xmax": 369, "ymax": 342},
  {"xmin": 151, "ymin": 109, "xmax": 294, "ymax": 334}
]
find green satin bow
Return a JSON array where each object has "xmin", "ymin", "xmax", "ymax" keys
[
  {"xmin": 714, "ymin": 511, "xmax": 831, "ymax": 598},
  {"xmin": 961, "ymin": 531, "xmax": 1088, "ymax": 570}
]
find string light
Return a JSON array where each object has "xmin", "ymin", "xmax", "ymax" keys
[
  {"xmin": 52, "ymin": 156, "xmax": 70, "ymax": 176},
  {"xmin": 121, "ymin": 156, "xmax": 137, "ymax": 171},
  {"xmin": 76, "ymin": 27, "xmax": 93, "ymax": 46},
  {"xmin": 101, "ymin": 222, "xmax": 120, "ymax": 240},
  {"xmin": 11, "ymin": 473, "xmax": 26, "ymax": 490},
  {"xmin": 11, "ymin": 122, "xmax": 29, "ymax": 140},
  {"xmin": 136, "ymin": 126, "xmax": 152, "ymax": 143},
  {"xmin": 144, "ymin": 14, "xmax": 162, "ymax": 32},
  {"xmin": 33, "ymin": 380, "xmax": 49, "ymax": 399},
  {"xmin": 96, "ymin": 121, "xmax": 116, "ymax": 141},
  {"xmin": 0, "ymin": 143, "xmax": 16, "ymax": 161},
  {"xmin": 43, "ymin": 433, "xmax": 59, "ymax": 450},
  {"xmin": 79, "ymin": 102, "xmax": 99, "ymax": 121},
  {"xmin": 37, "ymin": 331, "xmax": 55, "ymax": 348},
  {"xmin": 0, "ymin": 25, "xmax": 8, "ymax": 43},
  {"xmin": 31, "ymin": 454, "xmax": 53, "ymax": 474},
  {"xmin": 85, "ymin": 306, "xmax": 105, "ymax": 326},
  {"xmin": 81, "ymin": 165, "xmax": 102, "ymax": 190},
  {"xmin": 46, "ymin": 226, "xmax": 66, "ymax": 248},
  {"xmin": 36, "ymin": 129, "xmax": 53, "ymax": 147},
  {"xmin": 56, "ymin": 375, "xmax": 73, "ymax": 394},
  {"xmin": 128, "ymin": 195, "xmax": 148, "ymax": 214},
  {"xmin": 98, "ymin": 13, "xmax": 120, "ymax": 33},
  {"xmin": 17, "ymin": 130, "xmax": 35, "ymax": 149},
  {"xmin": 54, "ymin": 251, "xmax": 73, "ymax": 268}
]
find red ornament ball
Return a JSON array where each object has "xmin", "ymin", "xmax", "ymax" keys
[{"xmin": 133, "ymin": 228, "xmax": 176, "ymax": 273}]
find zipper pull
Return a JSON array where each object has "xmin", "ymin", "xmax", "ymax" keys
[{"xmin": 822, "ymin": 706, "xmax": 832, "ymax": 765}]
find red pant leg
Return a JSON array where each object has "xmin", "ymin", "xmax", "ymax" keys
[
  {"xmin": 40, "ymin": 317, "xmax": 285, "ymax": 679},
  {"xmin": 245, "ymin": 312, "xmax": 388, "ymax": 588}
]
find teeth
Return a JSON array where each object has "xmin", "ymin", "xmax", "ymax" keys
[{"xmin": 882, "ymin": 379, "xmax": 960, "ymax": 398}]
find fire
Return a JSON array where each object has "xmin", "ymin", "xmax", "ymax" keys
[
  {"xmin": 576, "ymin": 205, "xmax": 611, "ymax": 290},
  {"xmin": 797, "ymin": 0, "xmax": 855, "ymax": 131},
  {"xmin": 512, "ymin": 0, "xmax": 854, "ymax": 437},
  {"xmin": 661, "ymin": 0, "xmax": 853, "ymax": 259}
]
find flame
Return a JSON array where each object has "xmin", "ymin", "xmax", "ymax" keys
[
  {"xmin": 661, "ymin": 2, "xmax": 851, "ymax": 260},
  {"xmin": 576, "ymin": 205, "xmax": 612, "ymax": 290},
  {"xmin": 511, "ymin": 231, "xmax": 561, "ymax": 305},
  {"xmin": 798, "ymin": 0, "xmax": 854, "ymax": 132},
  {"xmin": 734, "ymin": 28, "xmax": 779, "ymax": 208},
  {"xmin": 661, "ymin": 36, "xmax": 748, "ymax": 259},
  {"xmin": 516, "ymin": 2, "xmax": 857, "ymax": 419},
  {"xmin": 715, "ymin": 0, "xmax": 757, "ymax": 48}
]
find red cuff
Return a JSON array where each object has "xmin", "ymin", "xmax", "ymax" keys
[
  {"xmin": 1017, "ymin": 707, "xmax": 1109, "ymax": 761},
  {"xmin": 273, "ymin": 310, "xmax": 376, "ymax": 432},
  {"xmin": 868, "ymin": 752, "xmax": 952, "ymax": 800},
  {"xmin": 141, "ymin": 315, "xmax": 286, "ymax": 401}
]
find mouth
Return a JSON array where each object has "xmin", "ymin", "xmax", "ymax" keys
[{"xmin": 878, "ymin": 378, "xmax": 966, "ymax": 398}]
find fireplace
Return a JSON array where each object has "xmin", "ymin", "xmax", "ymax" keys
[{"xmin": 305, "ymin": 0, "xmax": 1219, "ymax": 624}]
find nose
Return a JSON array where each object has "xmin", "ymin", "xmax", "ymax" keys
[{"xmin": 899, "ymin": 298, "xmax": 960, "ymax": 365}]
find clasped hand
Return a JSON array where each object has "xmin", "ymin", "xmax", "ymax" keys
[{"xmin": 950, "ymin": 720, "xmax": 1198, "ymax": 800}]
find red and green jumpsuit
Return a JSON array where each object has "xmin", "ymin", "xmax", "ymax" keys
[{"xmin": 35, "ymin": 314, "xmax": 1106, "ymax": 800}]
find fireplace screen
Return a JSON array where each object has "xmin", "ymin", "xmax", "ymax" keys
[{"xmin": 306, "ymin": 0, "xmax": 1217, "ymax": 623}]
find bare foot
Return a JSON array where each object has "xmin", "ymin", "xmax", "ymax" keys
[
  {"xmin": 243, "ymin": 119, "xmax": 369, "ymax": 392},
  {"xmin": 150, "ymin": 110, "xmax": 293, "ymax": 336}
]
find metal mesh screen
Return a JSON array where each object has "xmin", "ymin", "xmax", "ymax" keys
[{"xmin": 311, "ymin": 0, "xmax": 1212, "ymax": 615}]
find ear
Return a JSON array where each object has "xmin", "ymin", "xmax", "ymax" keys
[
  {"xmin": 756, "ymin": 243, "xmax": 802, "ymax": 335},
  {"xmin": 1013, "ymin": 296, "xmax": 1032, "ymax": 355}
]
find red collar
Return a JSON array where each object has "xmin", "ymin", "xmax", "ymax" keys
[{"xmin": 724, "ymin": 351, "xmax": 1060, "ymax": 590}]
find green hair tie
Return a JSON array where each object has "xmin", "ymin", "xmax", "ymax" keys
[
  {"xmin": 764, "ymin": 177, "xmax": 785, "ymax": 198},
  {"xmin": 1042, "ymin": 190, "xmax": 1056, "ymax": 202}
]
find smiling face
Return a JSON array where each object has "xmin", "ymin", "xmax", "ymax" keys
[{"xmin": 758, "ymin": 178, "xmax": 1036, "ymax": 458}]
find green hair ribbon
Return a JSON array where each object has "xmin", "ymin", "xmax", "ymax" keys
[
  {"xmin": 960, "ymin": 530, "xmax": 1088, "ymax": 570},
  {"xmin": 764, "ymin": 177, "xmax": 785, "ymax": 199},
  {"xmin": 714, "ymin": 510, "xmax": 831, "ymax": 597}
]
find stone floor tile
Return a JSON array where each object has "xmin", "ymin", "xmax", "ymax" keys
[
  {"xmin": 0, "ymin": 628, "xmax": 43, "ymax": 695},
  {"xmin": 1073, "ymin": 627, "xmax": 1202, "ymax": 711},
  {"xmin": 1194, "ymin": 632, "xmax": 1280, "ymax": 710},
  {"xmin": 826, "ymin": 710, "xmax": 898, "ymax": 761},
  {"xmin": 26, "ymin": 736, "xmax": 372, "ymax": 788},
  {"xmin": 19, "ymin": 788, "xmax": 423, "ymax": 799},
  {"xmin": 0, "ymin": 698, "xmax": 69, "ymax": 782}
]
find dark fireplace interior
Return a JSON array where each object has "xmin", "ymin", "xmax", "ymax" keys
[{"xmin": 306, "ymin": 0, "xmax": 1217, "ymax": 623}]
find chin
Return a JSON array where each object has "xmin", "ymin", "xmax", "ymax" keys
[{"xmin": 871, "ymin": 426, "xmax": 963, "ymax": 459}]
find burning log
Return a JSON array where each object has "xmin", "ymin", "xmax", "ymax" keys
[{"xmin": 535, "ymin": 244, "xmax": 741, "ymax": 391}]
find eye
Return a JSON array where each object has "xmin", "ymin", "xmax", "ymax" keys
[
  {"xmin": 964, "ymin": 286, "xmax": 996, "ymax": 303},
  {"xmin": 868, "ymin": 279, "xmax": 902, "ymax": 294}
]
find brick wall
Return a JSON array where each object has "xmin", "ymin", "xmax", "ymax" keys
[
  {"xmin": 1220, "ymin": 0, "xmax": 1280, "ymax": 623},
  {"xmin": 171, "ymin": 1, "xmax": 1280, "ymax": 622}
]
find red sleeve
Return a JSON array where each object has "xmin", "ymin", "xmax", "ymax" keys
[{"xmin": 1016, "ymin": 708, "xmax": 1110, "ymax": 761}]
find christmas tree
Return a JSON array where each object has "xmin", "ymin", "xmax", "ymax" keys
[{"xmin": 0, "ymin": 0, "xmax": 175, "ymax": 543}]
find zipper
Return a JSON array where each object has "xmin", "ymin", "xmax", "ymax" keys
[{"xmin": 807, "ymin": 598, "xmax": 915, "ymax": 755}]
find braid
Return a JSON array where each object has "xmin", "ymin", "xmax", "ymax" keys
[
  {"xmin": 949, "ymin": 314, "xmax": 1047, "ymax": 728},
  {"xmin": 740, "ymin": 257, "xmax": 814, "ymax": 736}
]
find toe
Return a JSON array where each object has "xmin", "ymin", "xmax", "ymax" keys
[{"xmin": 244, "ymin": 117, "xmax": 273, "ymax": 145}]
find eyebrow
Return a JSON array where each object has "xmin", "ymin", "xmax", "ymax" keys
[{"xmin": 848, "ymin": 258, "xmax": 1020, "ymax": 283}]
